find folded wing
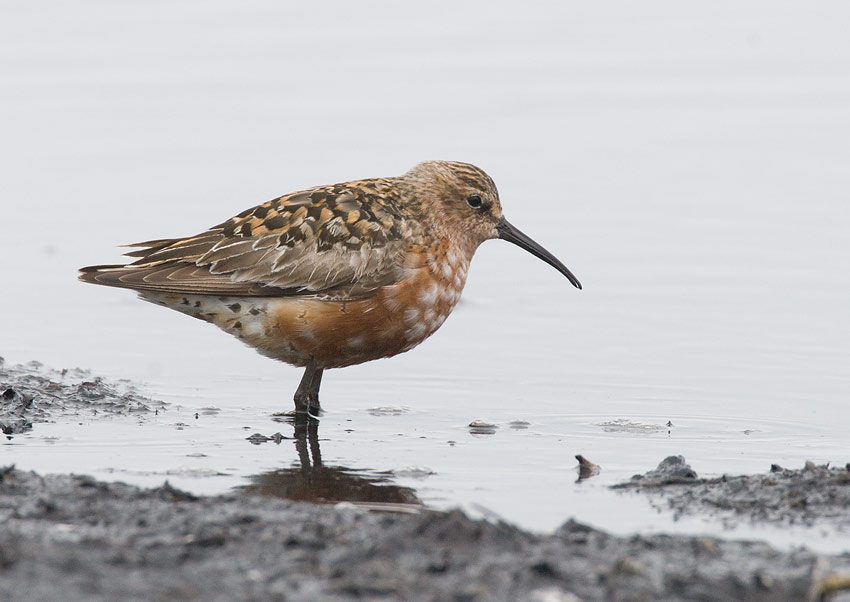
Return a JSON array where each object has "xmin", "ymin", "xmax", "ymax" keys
[{"xmin": 79, "ymin": 180, "xmax": 409, "ymax": 300}]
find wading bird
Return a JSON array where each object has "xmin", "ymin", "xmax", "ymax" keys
[{"xmin": 80, "ymin": 161, "xmax": 581, "ymax": 417}]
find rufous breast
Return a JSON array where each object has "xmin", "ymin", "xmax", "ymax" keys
[{"xmin": 264, "ymin": 238, "xmax": 471, "ymax": 369}]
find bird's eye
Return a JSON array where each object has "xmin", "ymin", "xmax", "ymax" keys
[{"xmin": 466, "ymin": 195, "xmax": 483, "ymax": 209}]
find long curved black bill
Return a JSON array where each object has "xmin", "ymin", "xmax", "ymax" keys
[{"xmin": 496, "ymin": 218, "xmax": 582, "ymax": 290}]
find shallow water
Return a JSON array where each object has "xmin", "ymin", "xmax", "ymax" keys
[{"xmin": 3, "ymin": 2, "xmax": 850, "ymax": 553}]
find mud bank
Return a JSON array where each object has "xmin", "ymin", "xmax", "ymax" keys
[
  {"xmin": 615, "ymin": 455, "xmax": 850, "ymax": 531},
  {"xmin": 0, "ymin": 467, "xmax": 848, "ymax": 602},
  {"xmin": 3, "ymin": 360, "xmax": 850, "ymax": 601},
  {"xmin": 0, "ymin": 357, "xmax": 162, "ymax": 435}
]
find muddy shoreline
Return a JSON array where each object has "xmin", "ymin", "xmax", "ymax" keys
[
  {"xmin": 2, "ymin": 359, "xmax": 850, "ymax": 601},
  {"xmin": 1, "ymin": 467, "xmax": 849, "ymax": 602},
  {"xmin": 614, "ymin": 455, "xmax": 850, "ymax": 532},
  {"xmin": 0, "ymin": 357, "xmax": 162, "ymax": 436}
]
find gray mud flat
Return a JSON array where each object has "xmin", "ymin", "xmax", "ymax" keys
[
  {"xmin": 0, "ymin": 357, "xmax": 162, "ymax": 435},
  {"xmin": 615, "ymin": 455, "xmax": 850, "ymax": 530},
  {"xmin": 3, "ymin": 363, "xmax": 850, "ymax": 601},
  {"xmin": 1, "ymin": 468, "xmax": 850, "ymax": 602}
]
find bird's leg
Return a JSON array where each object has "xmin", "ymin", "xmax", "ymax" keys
[
  {"xmin": 293, "ymin": 358, "xmax": 324, "ymax": 418},
  {"xmin": 307, "ymin": 368, "xmax": 323, "ymax": 418}
]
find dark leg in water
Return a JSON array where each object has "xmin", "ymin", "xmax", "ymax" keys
[{"xmin": 293, "ymin": 358, "xmax": 324, "ymax": 418}]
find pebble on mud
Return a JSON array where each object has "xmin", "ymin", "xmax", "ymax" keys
[
  {"xmin": 246, "ymin": 432, "xmax": 286, "ymax": 445},
  {"xmin": 468, "ymin": 420, "xmax": 498, "ymax": 435},
  {"xmin": 575, "ymin": 455, "xmax": 601, "ymax": 481},
  {"xmin": 619, "ymin": 455, "xmax": 699, "ymax": 485}
]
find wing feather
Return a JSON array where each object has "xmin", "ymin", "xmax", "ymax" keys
[{"xmin": 80, "ymin": 179, "xmax": 411, "ymax": 300}]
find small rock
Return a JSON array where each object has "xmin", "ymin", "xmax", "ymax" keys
[
  {"xmin": 525, "ymin": 588, "xmax": 583, "ymax": 602},
  {"xmin": 627, "ymin": 456, "xmax": 698, "ymax": 485},
  {"xmin": 753, "ymin": 572, "xmax": 773, "ymax": 590},
  {"xmin": 697, "ymin": 538, "xmax": 719, "ymax": 556},
  {"xmin": 575, "ymin": 455, "xmax": 601, "ymax": 481},
  {"xmin": 612, "ymin": 556, "xmax": 644, "ymax": 576},
  {"xmin": 468, "ymin": 420, "xmax": 498, "ymax": 435}
]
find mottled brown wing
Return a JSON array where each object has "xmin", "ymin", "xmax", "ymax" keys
[{"xmin": 80, "ymin": 179, "xmax": 409, "ymax": 300}]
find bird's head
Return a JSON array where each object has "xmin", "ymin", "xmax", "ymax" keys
[{"xmin": 402, "ymin": 160, "xmax": 581, "ymax": 290}]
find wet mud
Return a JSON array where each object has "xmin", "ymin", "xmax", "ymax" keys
[
  {"xmin": 3, "ymin": 362, "xmax": 850, "ymax": 601},
  {"xmin": 1, "ymin": 466, "xmax": 849, "ymax": 602},
  {"xmin": 615, "ymin": 455, "xmax": 850, "ymax": 530},
  {"xmin": 0, "ymin": 357, "xmax": 163, "ymax": 435}
]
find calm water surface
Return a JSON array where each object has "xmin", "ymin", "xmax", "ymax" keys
[{"xmin": 2, "ymin": 2, "xmax": 849, "ymax": 553}]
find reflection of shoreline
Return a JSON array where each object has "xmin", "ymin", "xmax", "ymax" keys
[{"xmin": 238, "ymin": 420, "xmax": 420, "ymax": 505}]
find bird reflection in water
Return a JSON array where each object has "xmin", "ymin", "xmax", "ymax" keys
[{"xmin": 238, "ymin": 420, "xmax": 420, "ymax": 507}]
